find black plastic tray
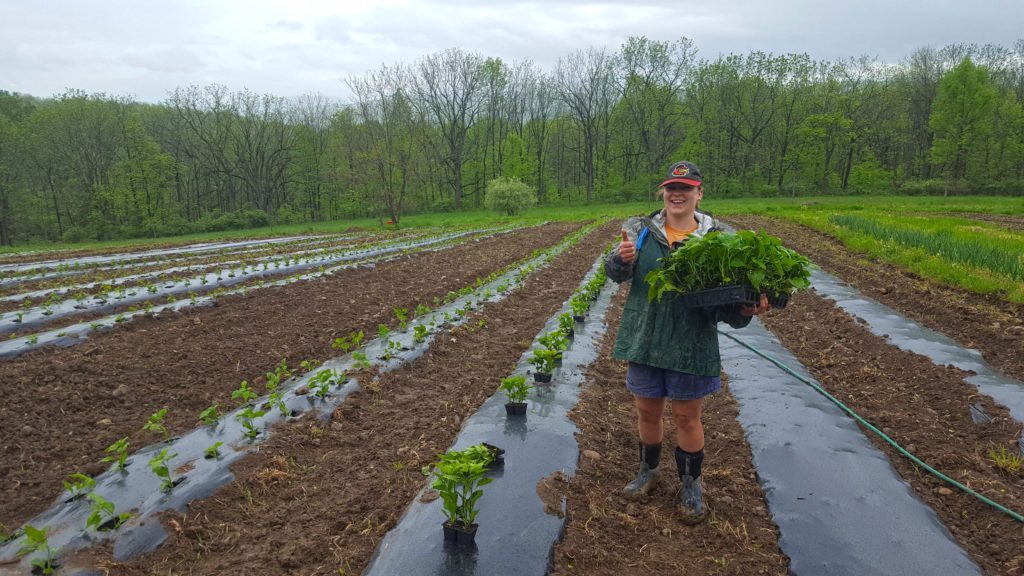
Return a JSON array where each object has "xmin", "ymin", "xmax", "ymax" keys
[{"xmin": 681, "ymin": 285, "xmax": 759, "ymax": 308}]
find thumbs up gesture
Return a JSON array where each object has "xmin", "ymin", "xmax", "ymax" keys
[{"xmin": 619, "ymin": 229, "xmax": 636, "ymax": 265}]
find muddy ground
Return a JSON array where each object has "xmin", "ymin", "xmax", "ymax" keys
[
  {"xmin": 549, "ymin": 285, "xmax": 789, "ymax": 576},
  {"xmin": 80, "ymin": 222, "xmax": 619, "ymax": 574},
  {"xmin": 0, "ymin": 223, "xmax": 580, "ymax": 528}
]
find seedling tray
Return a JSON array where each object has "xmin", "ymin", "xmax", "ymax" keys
[{"xmin": 681, "ymin": 285, "xmax": 758, "ymax": 308}]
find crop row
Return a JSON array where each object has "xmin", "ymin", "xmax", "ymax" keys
[
  {"xmin": 0, "ymin": 221, "xmax": 606, "ymax": 571},
  {"xmin": 0, "ymin": 231, "xmax": 418, "ymax": 303},
  {"xmin": 0, "ymin": 225, "xmax": 519, "ymax": 358},
  {"xmin": 830, "ymin": 214, "xmax": 1024, "ymax": 282}
]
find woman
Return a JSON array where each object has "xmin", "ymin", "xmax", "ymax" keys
[{"xmin": 604, "ymin": 160, "xmax": 770, "ymax": 524}]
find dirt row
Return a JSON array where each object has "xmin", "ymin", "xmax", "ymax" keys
[
  {"xmin": 725, "ymin": 215, "xmax": 1024, "ymax": 385},
  {"xmin": 79, "ymin": 221, "xmax": 620, "ymax": 574},
  {"xmin": 0, "ymin": 222, "xmax": 581, "ymax": 529},
  {"xmin": 760, "ymin": 291, "xmax": 1024, "ymax": 575},
  {"xmin": 549, "ymin": 286, "xmax": 789, "ymax": 576}
]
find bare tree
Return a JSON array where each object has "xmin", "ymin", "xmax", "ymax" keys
[
  {"xmin": 555, "ymin": 47, "xmax": 616, "ymax": 202},
  {"xmin": 410, "ymin": 48, "xmax": 486, "ymax": 209}
]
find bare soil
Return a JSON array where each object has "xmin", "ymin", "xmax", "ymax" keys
[
  {"xmin": 78, "ymin": 221, "xmax": 620, "ymax": 575},
  {"xmin": 0, "ymin": 222, "xmax": 580, "ymax": 528},
  {"xmin": 549, "ymin": 286, "xmax": 789, "ymax": 576}
]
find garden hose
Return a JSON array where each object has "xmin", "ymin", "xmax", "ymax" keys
[{"xmin": 718, "ymin": 329, "xmax": 1024, "ymax": 524}]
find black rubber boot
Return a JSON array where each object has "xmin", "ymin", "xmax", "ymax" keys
[
  {"xmin": 675, "ymin": 447, "xmax": 707, "ymax": 524},
  {"xmin": 623, "ymin": 442, "xmax": 662, "ymax": 498}
]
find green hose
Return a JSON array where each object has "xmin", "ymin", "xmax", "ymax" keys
[{"xmin": 718, "ymin": 329, "xmax": 1024, "ymax": 524}]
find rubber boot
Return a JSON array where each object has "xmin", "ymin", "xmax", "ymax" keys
[
  {"xmin": 622, "ymin": 442, "xmax": 662, "ymax": 498},
  {"xmin": 676, "ymin": 447, "xmax": 707, "ymax": 525}
]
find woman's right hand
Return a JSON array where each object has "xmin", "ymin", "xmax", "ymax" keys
[{"xmin": 619, "ymin": 230, "xmax": 636, "ymax": 264}]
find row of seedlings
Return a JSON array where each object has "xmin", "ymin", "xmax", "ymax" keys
[
  {"xmin": 365, "ymin": 250, "xmax": 620, "ymax": 575},
  {"xmin": 0, "ymin": 227, "xmax": 477, "ymax": 337},
  {"xmin": 0, "ymin": 225, "xmax": 521, "ymax": 358},
  {"xmin": 0, "ymin": 222, "xmax": 604, "ymax": 572}
]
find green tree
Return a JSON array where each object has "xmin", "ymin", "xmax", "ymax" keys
[{"xmin": 929, "ymin": 57, "xmax": 998, "ymax": 185}]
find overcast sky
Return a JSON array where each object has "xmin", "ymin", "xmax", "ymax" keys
[{"xmin": 2, "ymin": 0, "xmax": 1022, "ymax": 103}]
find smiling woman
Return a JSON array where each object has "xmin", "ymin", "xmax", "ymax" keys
[{"xmin": 605, "ymin": 160, "xmax": 771, "ymax": 524}]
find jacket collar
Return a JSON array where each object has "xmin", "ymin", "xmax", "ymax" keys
[{"xmin": 645, "ymin": 209, "xmax": 717, "ymax": 246}]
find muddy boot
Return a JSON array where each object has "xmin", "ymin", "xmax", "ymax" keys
[
  {"xmin": 623, "ymin": 442, "xmax": 662, "ymax": 498},
  {"xmin": 675, "ymin": 447, "xmax": 707, "ymax": 525}
]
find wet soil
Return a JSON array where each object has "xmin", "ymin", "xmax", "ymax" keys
[
  {"xmin": 726, "ymin": 216, "xmax": 1024, "ymax": 385},
  {"xmin": 0, "ymin": 222, "xmax": 581, "ymax": 528},
  {"xmin": 549, "ymin": 286, "xmax": 789, "ymax": 576},
  {"xmin": 79, "ymin": 221, "xmax": 619, "ymax": 575},
  {"xmin": 759, "ymin": 290, "xmax": 1024, "ymax": 575}
]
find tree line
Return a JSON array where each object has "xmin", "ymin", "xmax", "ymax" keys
[{"xmin": 1, "ymin": 36, "xmax": 1022, "ymax": 245}]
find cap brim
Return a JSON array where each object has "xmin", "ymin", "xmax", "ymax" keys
[{"xmin": 658, "ymin": 178, "xmax": 701, "ymax": 188}]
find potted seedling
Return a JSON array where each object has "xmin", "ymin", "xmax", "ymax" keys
[
  {"xmin": 204, "ymin": 442, "xmax": 223, "ymax": 460},
  {"xmin": 570, "ymin": 294, "xmax": 589, "ymax": 322},
  {"xmin": 427, "ymin": 444, "xmax": 494, "ymax": 545},
  {"xmin": 558, "ymin": 312, "xmax": 575, "ymax": 339},
  {"xmin": 500, "ymin": 375, "xmax": 532, "ymax": 417},
  {"xmin": 529, "ymin": 348, "xmax": 559, "ymax": 383},
  {"xmin": 645, "ymin": 230, "xmax": 812, "ymax": 309}
]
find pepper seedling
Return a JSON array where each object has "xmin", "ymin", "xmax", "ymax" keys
[
  {"xmin": 426, "ymin": 445, "xmax": 495, "ymax": 533},
  {"xmin": 232, "ymin": 380, "xmax": 257, "ymax": 405},
  {"xmin": 413, "ymin": 324, "xmax": 429, "ymax": 344},
  {"xmin": 529, "ymin": 348, "xmax": 559, "ymax": 375},
  {"xmin": 63, "ymin": 473, "xmax": 95, "ymax": 500},
  {"xmin": 352, "ymin": 351, "xmax": 372, "ymax": 370},
  {"xmin": 101, "ymin": 437, "xmax": 130, "ymax": 472},
  {"xmin": 394, "ymin": 307, "xmax": 409, "ymax": 331},
  {"xmin": 17, "ymin": 524, "xmax": 56, "ymax": 575},
  {"xmin": 237, "ymin": 405, "xmax": 266, "ymax": 440},
  {"xmin": 204, "ymin": 442, "xmax": 223, "ymax": 460},
  {"xmin": 198, "ymin": 405, "xmax": 221, "ymax": 426},
  {"xmin": 142, "ymin": 408, "xmax": 170, "ymax": 440},
  {"xmin": 85, "ymin": 493, "xmax": 131, "ymax": 532},
  {"xmin": 148, "ymin": 448, "xmax": 177, "ymax": 492},
  {"xmin": 500, "ymin": 375, "xmax": 532, "ymax": 403}
]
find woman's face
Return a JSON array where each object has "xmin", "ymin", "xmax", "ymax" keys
[{"xmin": 661, "ymin": 183, "xmax": 703, "ymax": 218}]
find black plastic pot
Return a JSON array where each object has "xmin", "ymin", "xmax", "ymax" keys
[
  {"xmin": 505, "ymin": 402, "xmax": 527, "ymax": 416},
  {"xmin": 443, "ymin": 520, "xmax": 478, "ymax": 545},
  {"xmin": 767, "ymin": 293, "xmax": 790, "ymax": 309},
  {"xmin": 482, "ymin": 442, "xmax": 505, "ymax": 468},
  {"xmin": 572, "ymin": 314, "xmax": 586, "ymax": 323},
  {"xmin": 533, "ymin": 372, "xmax": 552, "ymax": 384},
  {"xmin": 681, "ymin": 285, "xmax": 758, "ymax": 308}
]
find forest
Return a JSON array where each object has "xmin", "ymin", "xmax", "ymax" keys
[{"xmin": 0, "ymin": 36, "xmax": 1022, "ymax": 245}]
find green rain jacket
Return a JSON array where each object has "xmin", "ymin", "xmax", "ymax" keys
[{"xmin": 605, "ymin": 209, "xmax": 752, "ymax": 377}]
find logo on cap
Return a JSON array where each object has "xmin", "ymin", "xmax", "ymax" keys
[{"xmin": 672, "ymin": 164, "xmax": 690, "ymax": 177}]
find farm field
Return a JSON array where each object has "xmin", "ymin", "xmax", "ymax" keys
[{"xmin": 1, "ymin": 197, "xmax": 1023, "ymax": 575}]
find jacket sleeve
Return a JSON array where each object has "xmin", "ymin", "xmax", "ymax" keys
[{"xmin": 604, "ymin": 217, "xmax": 643, "ymax": 284}]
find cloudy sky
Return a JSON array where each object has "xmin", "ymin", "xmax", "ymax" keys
[{"xmin": 2, "ymin": 0, "xmax": 1022, "ymax": 103}]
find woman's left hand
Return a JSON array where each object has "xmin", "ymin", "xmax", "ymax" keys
[{"xmin": 740, "ymin": 293, "xmax": 772, "ymax": 317}]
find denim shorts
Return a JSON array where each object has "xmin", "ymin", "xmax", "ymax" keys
[{"xmin": 625, "ymin": 362, "xmax": 721, "ymax": 401}]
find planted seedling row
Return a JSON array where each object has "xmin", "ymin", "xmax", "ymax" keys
[
  {"xmin": 0, "ymin": 227, "xmax": 500, "ymax": 340},
  {"xmin": 0, "ymin": 221, "xmax": 605, "ymax": 572},
  {"xmin": 364, "ymin": 250, "xmax": 619, "ymax": 575},
  {"xmin": 0, "ymin": 234, "xmax": 339, "ymax": 284},
  {"xmin": 0, "ymin": 231, "xmax": 384, "ymax": 301},
  {"xmin": 0, "ymin": 226, "xmax": 512, "ymax": 358}
]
